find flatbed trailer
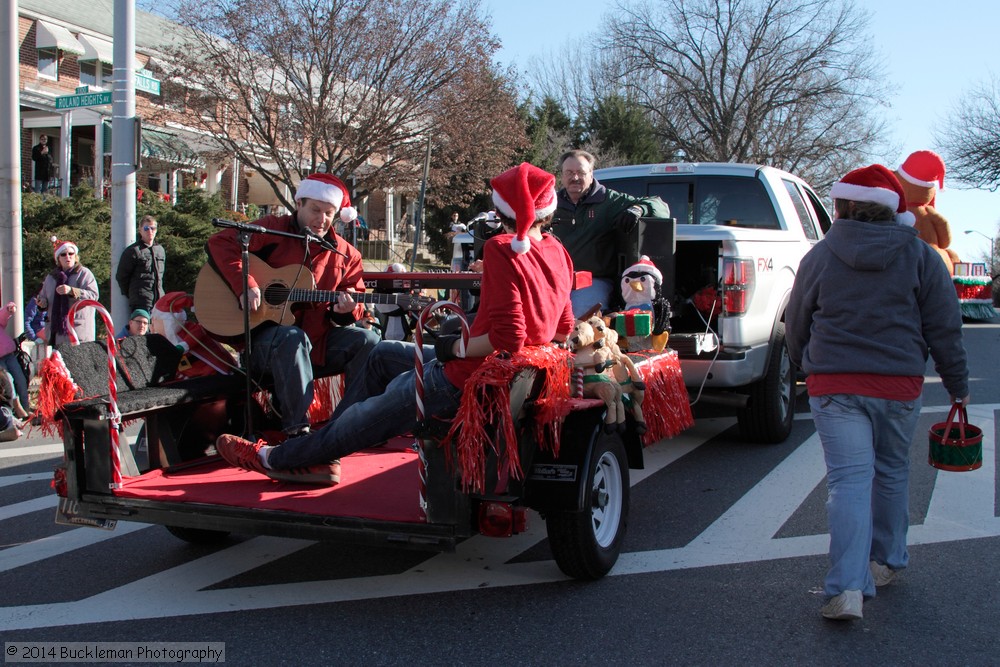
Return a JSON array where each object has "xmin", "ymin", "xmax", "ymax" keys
[{"xmin": 45, "ymin": 325, "xmax": 692, "ymax": 580}]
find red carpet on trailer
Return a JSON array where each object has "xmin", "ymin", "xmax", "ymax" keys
[{"xmin": 114, "ymin": 437, "xmax": 425, "ymax": 523}]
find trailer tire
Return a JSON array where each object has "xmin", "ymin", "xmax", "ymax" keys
[
  {"xmin": 545, "ymin": 434, "xmax": 629, "ymax": 580},
  {"xmin": 165, "ymin": 525, "xmax": 232, "ymax": 544},
  {"xmin": 737, "ymin": 322, "xmax": 794, "ymax": 443}
]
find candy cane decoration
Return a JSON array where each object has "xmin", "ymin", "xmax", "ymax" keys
[
  {"xmin": 412, "ymin": 300, "xmax": 469, "ymax": 516},
  {"xmin": 66, "ymin": 299, "xmax": 124, "ymax": 490}
]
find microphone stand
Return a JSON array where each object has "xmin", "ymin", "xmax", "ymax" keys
[{"xmin": 211, "ymin": 218, "xmax": 347, "ymax": 439}]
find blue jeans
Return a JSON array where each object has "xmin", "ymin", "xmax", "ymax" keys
[
  {"xmin": 1, "ymin": 354, "xmax": 29, "ymax": 410},
  {"xmin": 249, "ymin": 323, "xmax": 379, "ymax": 433},
  {"xmin": 810, "ymin": 393, "xmax": 922, "ymax": 598},
  {"xmin": 329, "ymin": 339, "xmax": 436, "ymax": 419},
  {"xmin": 268, "ymin": 340, "xmax": 462, "ymax": 469},
  {"xmin": 571, "ymin": 278, "xmax": 615, "ymax": 318}
]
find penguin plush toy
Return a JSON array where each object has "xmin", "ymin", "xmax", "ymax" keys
[{"xmin": 618, "ymin": 255, "xmax": 672, "ymax": 352}]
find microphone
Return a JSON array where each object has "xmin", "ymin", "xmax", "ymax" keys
[
  {"xmin": 303, "ymin": 228, "xmax": 348, "ymax": 257},
  {"xmin": 212, "ymin": 218, "xmax": 267, "ymax": 234}
]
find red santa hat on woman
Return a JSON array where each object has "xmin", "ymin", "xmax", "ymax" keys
[
  {"xmin": 490, "ymin": 163, "xmax": 558, "ymax": 254},
  {"xmin": 897, "ymin": 150, "xmax": 946, "ymax": 207},
  {"xmin": 830, "ymin": 164, "xmax": 916, "ymax": 226},
  {"xmin": 294, "ymin": 173, "xmax": 358, "ymax": 223},
  {"xmin": 51, "ymin": 235, "xmax": 78, "ymax": 260}
]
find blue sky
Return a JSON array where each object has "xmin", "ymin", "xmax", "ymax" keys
[{"xmin": 484, "ymin": 0, "xmax": 1000, "ymax": 264}]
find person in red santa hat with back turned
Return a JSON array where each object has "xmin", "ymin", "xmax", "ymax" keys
[
  {"xmin": 214, "ymin": 162, "xmax": 576, "ymax": 486},
  {"xmin": 205, "ymin": 173, "xmax": 380, "ymax": 462}
]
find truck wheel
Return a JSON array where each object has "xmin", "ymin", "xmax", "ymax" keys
[
  {"xmin": 165, "ymin": 525, "xmax": 232, "ymax": 544},
  {"xmin": 545, "ymin": 434, "xmax": 629, "ymax": 580},
  {"xmin": 738, "ymin": 322, "xmax": 794, "ymax": 443}
]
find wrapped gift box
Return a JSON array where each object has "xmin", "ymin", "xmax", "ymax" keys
[{"xmin": 612, "ymin": 309, "xmax": 652, "ymax": 337}]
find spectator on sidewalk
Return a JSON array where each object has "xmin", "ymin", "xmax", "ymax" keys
[
  {"xmin": 31, "ymin": 134, "xmax": 52, "ymax": 194},
  {"xmin": 36, "ymin": 237, "xmax": 99, "ymax": 347},
  {"xmin": 116, "ymin": 215, "xmax": 166, "ymax": 313},
  {"xmin": 116, "ymin": 308, "xmax": 151, "ymax": 339}
]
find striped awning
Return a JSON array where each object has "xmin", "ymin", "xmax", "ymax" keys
[
  {"xmin": 78, "ymin": 34, "xmax": 143, "ymax": 70},
  {"xmin": 141, "ymin": 128, "xmax": 204, "ymax": 168},
  {"xmin": 36, "ymin": 21, "xmax": 84, "ymax": 54},
  {"xmin": 102, "ymin": 122, "xmax": 204, "ymax": 168}
]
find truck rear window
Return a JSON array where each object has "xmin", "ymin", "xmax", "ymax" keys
[{"xmin": 602, "ymin": 175, "xmax": 780, "ymax": 229}]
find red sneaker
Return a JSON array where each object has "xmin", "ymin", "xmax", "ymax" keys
[
  {"xmin": 267, "ymin": 459, "xmax": 341, "ymax": 486},
  {"xmin": 215, "ymin": 434, "xmax": 268, "ymax": 474}
]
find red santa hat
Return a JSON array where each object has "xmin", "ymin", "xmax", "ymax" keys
[
  {"xmin": 294, "ymin": 173, "xmax": 358, "ymax": 223},
  {"xmin": 897, "ymin": 150, "xmax": 946, "ymax": 207},
  {"xmin": 623, "ymin": 255, "xmax": 663, "ymax": 284},
  {"xmin": 490, "ymin": 163, "xmax": 557, "ymax": 254},
  {"xmin": 830, "ymin": 164, "xmax": 916, "ymax": 227},
  {"xmin": 51, "ymin": 235, "xmax": 78, "ymax": 260},
  {"xmin": 897, "ymin": 150, "xmax": 946, "ymax": 190}
]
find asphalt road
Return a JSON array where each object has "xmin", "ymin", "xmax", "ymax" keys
[{"xmin": 1, "ymin": 320, "xmax": 998, "ymax": 666}]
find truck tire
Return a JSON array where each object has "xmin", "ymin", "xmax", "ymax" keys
[
  {"xmin": 738, "ymin": 322, "xmax": 794, "ymax": 443},
  {"xmin": 165, "ymin": 525, "xmax": 232, "ymax": 544},
  {"xmin": 545, "ymin": 434, "xmax": 629, "ymax": 580}
]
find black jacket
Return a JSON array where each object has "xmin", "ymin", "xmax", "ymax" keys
[{"xmin": 116, "ymin": 241, "xmax": 165, "ymax": 311}]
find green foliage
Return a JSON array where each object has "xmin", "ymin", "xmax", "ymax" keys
[
  {"xmin": 586, "ymin": 95, "xmax": 663, "ymax": 165},
  {"xmin": 518, "ymin": 95, "xmax": 582, "ymax": 169},
  {"xmin": 20, "ymin": 186, "xmax": 224, "ymax": 306},
  {"xmin": 140, "ymin": 187, "xmax": 224, "ymax": 295}
]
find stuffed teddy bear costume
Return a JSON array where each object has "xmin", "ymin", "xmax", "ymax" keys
[{"xmin": 895, "ymin": 150, "xmax": 960, "ymax": 274}]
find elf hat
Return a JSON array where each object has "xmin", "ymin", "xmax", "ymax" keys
[
  {"xmin": 830, "ymin": 164, "xmax": 916, "ymax": 226},
  {"xmin": 623, "ymin": 255, "xmax": 663, "ymax": 284},
  {"xmin": 51, "ymin": 235, "xmax": 78, "ymax": 260},
  {"xmin": 491, "ymin": 163, "xmax": 557, "ymax": 254},
  {"xmin": 294, "ymin": 173, "xmax": 358, "ymax": 223}
]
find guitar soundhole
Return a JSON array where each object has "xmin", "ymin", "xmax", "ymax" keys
[{"xmin": 263, "ymin": 282, "xmax": 290, "ymax": 306}]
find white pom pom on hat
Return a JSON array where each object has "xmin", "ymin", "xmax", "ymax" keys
[
  {"xmin": 830, "ymin": 164, "xmax": 916, "ymax": 227},
  {"xmin": 490, "ymin": 162, "xmax": 557, "ymax": 254}
]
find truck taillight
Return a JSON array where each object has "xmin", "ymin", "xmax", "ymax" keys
[
  {"xmin": 478, "ymin": 502, "xmax": 528, "ymax": 537},
  {"xmin": 721, "ymin": 258, "xmax": 754, "ymax": 315}
]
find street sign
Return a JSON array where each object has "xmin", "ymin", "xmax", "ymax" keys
[
  {"xmin": 55, "ymin": 90, "xmax": 112, "ymax": 110},
  {"xmin": 135, "ymin": 72, "xmax": 161, "ymax": 96},
  {"xmin": 75, "ymin": 85, "xmax": 89, "ymax": 94}
]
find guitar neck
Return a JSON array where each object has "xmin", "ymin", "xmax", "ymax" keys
[{"xmin": 287, "ymin": 288, "xmax": 404, "ymax": 306}]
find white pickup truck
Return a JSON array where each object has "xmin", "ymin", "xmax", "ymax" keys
[{"xmin": 595, "ymin": 162, "xmax": 832, "ymax": 443}]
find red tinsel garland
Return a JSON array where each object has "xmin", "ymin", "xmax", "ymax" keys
[
  {"xmin": 443, "ymin": 345, "xmax": 574, "ymax": 494},
  {"xmin": 34, "ymin": 351, "xmax": 84, "ymax": 439},
  {"xmin": 627, "ymin": 351, "xmax": 695, "ymax": 445}
]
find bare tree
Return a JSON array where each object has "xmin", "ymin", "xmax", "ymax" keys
[
  {"xmin": 602, "ymin": 0, "xmax": 892, "ymax": 189},
  {"xmin": 152, "ymin": 0, "xmax": 517, "ymax": 208},
  {"xmin": 937, "ymin": 76, "xmax": 1000, "ymax": 192}
]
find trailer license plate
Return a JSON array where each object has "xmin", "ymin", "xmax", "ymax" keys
[{"xmin": 56, "ymin": 498, "xmax": 118, "ymax": 530}]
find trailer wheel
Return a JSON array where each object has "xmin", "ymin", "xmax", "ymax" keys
[
  {"xmin": 165, "ymin": 525, "xmax": 232, "ymax": 544},
  {"xmin": 545, "ymin": 434, "xmax": 629, "ymax": 580},
  {"xmin": 738, "ymin": 322, "xmax": 794, "ymax": 443}
]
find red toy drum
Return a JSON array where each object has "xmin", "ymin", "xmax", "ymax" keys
[{"xmin": 928, "ymin": 403, "xmax": 983, "ymax": 472}]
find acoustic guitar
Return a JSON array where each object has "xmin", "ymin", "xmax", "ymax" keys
[{"xmin": 194, "ymin": 255, "xmax": 434, "ymax": 337}]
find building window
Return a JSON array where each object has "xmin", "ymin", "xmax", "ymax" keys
[
  {"xmin": 80, "ymin": 60, "xmax": 97, "ymax": 86},
  {"xmin": 37, "ymin": 47, "xmax": 58, "ymax": 80},
  {"xmin": 102, "ymin": 62, "xmax": 114, "ymax": 84}
]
